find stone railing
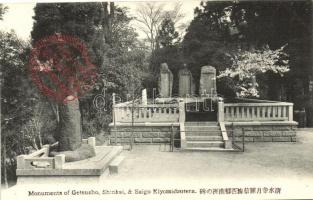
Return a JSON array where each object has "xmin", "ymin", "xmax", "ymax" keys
[
  {"xmin": 16, "ymin": 144, "xmax": 64, "ymax": 170},
  {"xmin": 222, "ymin": 102, "xmax": 293, "ymax": 122},
  {"xmin": 113, "ymin": 104, "xmax": 180, "ymax": 123},
  {"xmin": 17, "ymin": 137, "xmax": 96, "ymax": 170}
]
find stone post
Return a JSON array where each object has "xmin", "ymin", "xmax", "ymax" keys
[
  {"xmin": 16, "ymin": 155, "xmax": 26, "ymax": 169},
  {"xmin": 289, "ymin": 104, "xmax": 293, "ymax": 121},
  {"xmin": 88, "ymin": 137, "xmax": 96, "ymax": 149},
  {"xmin": 142, "ymin": 89, "xmax": 147, "ymax": 106},
  {"xmin": 179, "ymin": 100, "xmax": 187, "ymax": 149},
  {"xmin": 42, "ymin": 144, "xmax": 50, "ymax": 157},
  {"xmin": 179, "ymin": 100, "xmax": 185, "ymax": 123},
  {"xmin": 218, "ymin": 101, "xmax": 224, "ymax": 122},
  {"xmin": 54, "ymin": 154, "xmax": 65, "ymax": 169}
]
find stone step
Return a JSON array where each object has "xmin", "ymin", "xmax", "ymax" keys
[
  {"xmin": 185, "ymin": 126, "xmax": 220, "ymax": 131},
  {"xmin": 109, "ymin": 155, "xmax": 125, "ymax": 175},
  {"xmin": 185, "ymin": 130, "xmax": 222, "ymax": 136},
  {"xmin": 186, "ymin": 135, "xmax": 223, "ymax": 141},
  {"xmin": 186, "ymin": 141, "xmax": 224, "ymax": 148},
  {"xmin": 185, "ymin": 122, "xmax": 218, "ymax": 126},
  {"xmin": 184, "ymin": 147, "xmax": 236, "ymax": 152}
]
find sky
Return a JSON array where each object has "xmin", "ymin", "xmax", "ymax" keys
[{"xmin": 0, "ymin": 1, "xmax": 201, "ymax": 41}]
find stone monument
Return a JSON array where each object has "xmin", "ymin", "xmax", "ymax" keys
[
  {"xmin": 199, "ymin": 65, "xmax": 217, "ymax": 96},
  {"xmin": 178, "ymin": 65, "xmax": 195, "ymax": 96},
  {"xmin": 158, "ymin": 63, "xmax": 173, "ymax": 97},
  {"xmin": 142, "ymin": 89, "xmax": 147, "ymax": 106}
]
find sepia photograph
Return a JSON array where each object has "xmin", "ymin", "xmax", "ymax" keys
[{"xmin": 1, "ymin": 0, "xmax": 313, "ymax": 199}]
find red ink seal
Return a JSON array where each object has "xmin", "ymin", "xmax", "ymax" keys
[{"xmin": 29, "ymin": 34, "xmax": 97, "ymax": 104}]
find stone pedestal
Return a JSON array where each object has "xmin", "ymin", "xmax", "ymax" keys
[
  {"xmin": 158, "ymin": 63, "xmax": 173, "ymax": 97},
  {"xmin": 199, "ymin": 65, "xmax": 217, "ymax": 96},
  {"xmin": 178, "ymin": 66, "xmax": 195, "ymax": 97}
]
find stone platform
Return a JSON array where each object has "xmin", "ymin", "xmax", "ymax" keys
[{"xmin": 16, "ymin": 146, "xmax": 123, "ymax": 184}]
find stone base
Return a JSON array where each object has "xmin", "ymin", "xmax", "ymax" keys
[
  {"xmin": 110, "ymin": 124, "xmax": 180, "ymax": 147},
  {"xmin": 225, "ymin": 122, "xmax": 297, "ymax": 142},
  {"xmin": 16, "ymin": 146, "xmax": 122, "ymax": 184}
]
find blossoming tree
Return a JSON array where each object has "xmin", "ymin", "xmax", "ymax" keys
[{"xmin": 218, "ymin": 45, "xmax": 289, "ymax": 97}]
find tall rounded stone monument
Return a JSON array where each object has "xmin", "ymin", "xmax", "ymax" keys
[
  {"xmin": 199, "ymin": 65, "xmax": 217, "ymax": 96},
  {"xmin": 178, "ymin": 65, "xmax": 195, "ymax": 97},
  {"xmin": 158, "ymin": 63, "xmax": 173, "ymax": 98}
]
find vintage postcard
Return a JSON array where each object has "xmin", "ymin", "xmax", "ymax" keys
[{"xmin": 1, "ymin": 0, "xmax": 313, "ymax": 199}]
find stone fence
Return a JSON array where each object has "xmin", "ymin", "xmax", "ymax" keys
[{"xmin": 16, "ymin": 137, "xmax": 96, "ymax": 170}]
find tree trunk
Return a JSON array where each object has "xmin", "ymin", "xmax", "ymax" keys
[
  {"xmin": 2, "ymin": 136, "xmax": 8, "ymax": 188},
  {"xmin": 57, "ymin": 98, "xmax": 82, "ymax": 151},
  {"xmin": 267, "ymin": 74, "xmax": 282, "ymax": 100}
]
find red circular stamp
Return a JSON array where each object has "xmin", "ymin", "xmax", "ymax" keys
[{"xmin": 29, "ymin": 34, "xmax": 97, "ymax": 104}]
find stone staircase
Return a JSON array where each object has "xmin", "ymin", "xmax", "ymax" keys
[{"xmin": 184, "ymin": 122, "xmax": 233, "ymax": 151}]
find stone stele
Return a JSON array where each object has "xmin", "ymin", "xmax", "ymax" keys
[
  {"xmin": 178, "ymin": 65, "xmax": 195, "ymax": 97},
  {"xmin": 199, "ymin": 65, "xmax": 217, "ymax": 95},
  {"xmin": 158, "ymin": 63, "xmax": 173, "ymax": 97}
]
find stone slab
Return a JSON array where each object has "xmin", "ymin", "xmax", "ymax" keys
[{"xmin": 109, "ymin": 155, "xmax": 125, "ymax": 175}]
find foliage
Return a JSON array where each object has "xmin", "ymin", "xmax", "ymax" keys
[
  {"xmin": 218, "ymin": 45, "xmax": 289, "ymax": 97},
  {"xmin": 157, "ymin": 17, "xmax": 179, "ymax": 48},
  {"xmin": 32, "ymin": 3, "xmax": 148, "ymax": 139},
  {"xmin": 135, "ymin": 2, "xmax": 185, "ymax": 52},
  {"xmin": 182, "ymin": 1, "xmax": 313, "ymax": 125},
  {"xmin": 0, "ymin": 4, "xmax": 8, "ymax": 20},
  {"xmin": 149, "ymin": 16, "xmax": 182, "ymax": 94},
  {"xmin": 0, "ymin": 30, "xmax": 49, "ymax": 185}
]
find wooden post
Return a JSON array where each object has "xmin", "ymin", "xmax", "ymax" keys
[
  {"xmin": 112, "ymin": 93, "xmax": 116, "ymax": 127},
  {"xmin": 242, "ymin": 128, "xmax": 245, "ymax": 152},
  {"xmin": 232, "ymin": 123, "xmax": 235, "ymax": 145},
  {"xmin": 171, "ymin": 125, "xmax": 174, "ymax": 152},
  {"xmin": 112, "ymin": 93, "xmax": 117, "ymax": 145}
]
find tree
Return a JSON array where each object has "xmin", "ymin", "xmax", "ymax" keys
[
  {"xmin": 149, "ymin": 16, "xmax": 182, "ymax": 95},
  {"xmin": 183, "ymin": 1, "xmax": 313, "ymax": 125},
  {"xmin": 81, "ymin": 5, "xmax": 147, "ymax": 136},
  {"xmin": 218, "ymin": 45, "xmax": 289, "ymax": 97},
  {"xmin": 182, "ymin": 1, "xmax": 234, "ymax": 93},
  {"xmin": 31, "ymin": 3, "xmax": 107, "ymax": 152},
  {"xmin": 31, "ymin": 3, "xmax": 147, "ymax": 147},
  {"xmin": 135, "ymin": 2, "xmax": 185, "ymax": 52},
  {"xmin": 0, "ymin": 4, "xmax": 8, "ymax": 20},
  {"xmin": 1, "ymin": 30, "xmax": 41, "ymax": 187},
  {"xmin": 135, "ymin": 2, "xmax": 165, "ymax": 52},
  {"xmin": 157, "ymin": 17, "xmax": 179, "ymax": 48}
]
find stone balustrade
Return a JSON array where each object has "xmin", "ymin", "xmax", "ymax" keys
[
  {"xmin": 223, "ymin": 102, "xmax": 293, "ymax": 122},
  {"xmin": 113, "ymin": 104, "xmax": 180, "ymax": 123},
  {"xmin": 113, "ymin": 98, "xmax": 294, "ymax": 124}
]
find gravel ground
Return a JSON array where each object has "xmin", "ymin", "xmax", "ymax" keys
[{"xmin": 105, "ymin": 129, "xmax": 313, "ymax": 182}]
